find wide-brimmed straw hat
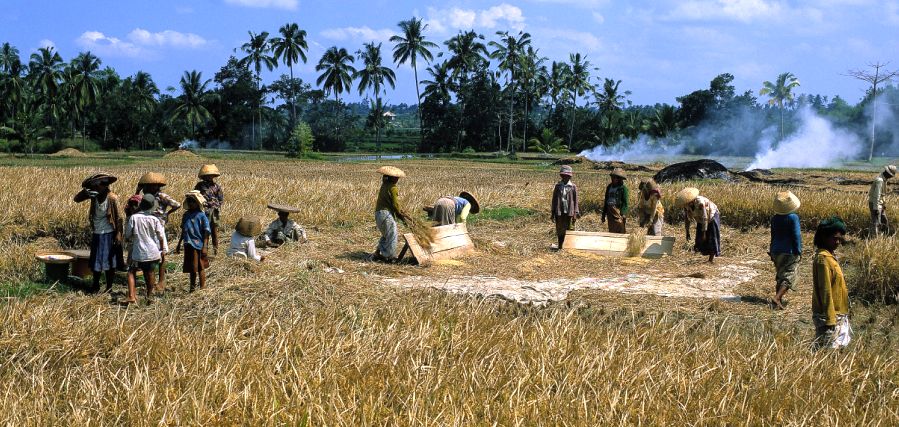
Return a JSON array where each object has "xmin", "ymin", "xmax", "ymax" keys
[
  {"xmin": 610, "ymin": 168, "xmax": 627, "ymax": 180},
  {"xmin": 138, "ymin": 172, "xmax": 167, "ymax": 186},
  {"xmin": 378, "ymin": 166, "xmax": 406, "ymax": 178},
  {"xmin": 884, "ymin": 165, "xmax": 897, "ymax": 178},
  {"xmin": 198, "ymin": 164, "xmax": 221, "ymax": 178},
  {"xmin": 559, "ymin": 165, "xmax": 573, "ymax": 176},
  {"xmin": 81, "ymin": 173, "xmax": 117, "ymax": 188},
  {"xmin": 675, "ymin": 187, "xmax": 700, "ymax": 208},
  {"xmin": 235, "ymin": 216, "xmax": 262, "ymax": 236},
  {"xmin": 459, "ymin": 191, "xmax": 480, "ymax": 214},
  {"xmin": 773, "ymin": 191, "xmax": 801, "ymax": 215},
  {"xmin": 639, "ymin": 178, "xmax": 660, "ymax": 193},
  {"xmin": 184, "ymin": 190, "xmax": 206, "ymax": 207},
  {"xmin": 267, "ymin": 203, "xmax": 300, "ymax": 213}
]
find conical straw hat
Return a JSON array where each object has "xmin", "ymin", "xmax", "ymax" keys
[
  {"xmin": 138, "ymin": 172, "xmax": 167, "ymax": 186},
  {"xmin": 675, "ymin": 187, "xmax": 700, "ymax": 208},
  {"xmin": 773, "ymin": 191, "xmax": 801, "ymax": 215},
  {"xmin": 885, "ymin": 165, "xmax": 897, "ymax": 178},
  {"xmin": 610, "ymin": 168, "xmax": 627, "ymax": 180},
  {"xmin": 198, "ymin": 164, "xmax": 221, "ymax": 178},
  {"xmin": 184, "ymin": 190, "xmax": 206, "ymax": 207},
  {"xmin": 377, "ymin": 166, "xmax": 406, "ymax": 178},
  {"xmin": 267, "ymin": 203, "xmax": 300, "ymax": 213},
  {"xmin": 81, "ymin": 173, "xmax": 117, "ymax": 188},
  {"xmin": 459, "ymin": 191, "xmax": 480, "ymax": 214},
  {"xmin": 235, "ymin": 216, "xmax": 262, "ymax": 236}
]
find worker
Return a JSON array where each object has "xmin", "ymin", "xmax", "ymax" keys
[
  {"xmin": 551, "ymin": 165, "xmax": 579, "ymax": 249},
  {"xmin": 264, "ymin": 204, "xmax": 308, "ymax": 247},
  {"xmin": 601, "ymin": 168, "xmax": 629, "ymax": 234},
  {"xmin": 868, "ymin": 164, "xmax": 896, "ymax": 236},
  {"xmin": 811, "ymin": 216, "xmax": 850, "ymax": 350},
  {"xmin": 124, "ymin": 194, "xmax": 168, "ymax": 305},
  {"xmin": 427, "ymin": 191, "xmax": 480, "ymax": 226},
  {"xmin": 73, "ymin": 173, "xmax": 124, "ymax": 293},
  {"xmin": 676, "ymin": 187, "xmax": 720, "ymax": 263},
  {"xmin": 174, "ymin": 191, "xmax": 211, "ymax": 292},
  {"xmin": 135, "ymin": 172, "xmax": 180, "ymax": 292},
  {"xmin": 228, "ymin": 217, "xmax": 265, "ymax": 262},
  {"xmin": 194, "ymin": 164, "xmax": 224, "ymax": 254},
  {"xmin": 636, "ymin": 178, "xmax": 664, "ymax": 236},
  {"xmin": 769, "ymin": 191, "xmax": 802, "ymax": 310},
  {"xmin": 372, "ymin": 166, "xmax": 410, "ymax": 262}
]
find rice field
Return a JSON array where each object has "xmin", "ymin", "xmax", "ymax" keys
[{"xmin": 0, "ymin": 154, "xmax": 897, "ymax": 425}]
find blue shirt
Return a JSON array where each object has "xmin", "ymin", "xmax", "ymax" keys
[
  {"xmin": 181, "ymin": 210, "xmax": 211, "ymax": 251},
  {"xmin": 770, "ymin": 213, "xmax": 802, "ymax": 255},
  {"xmin": 453, "ymin": 197, "xmax": 469, "ymax": 215}
]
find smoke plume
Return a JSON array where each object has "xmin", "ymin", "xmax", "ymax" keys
[{"xmin": 747, "ymin": 108, "xmax": 861, "ymax": 169}]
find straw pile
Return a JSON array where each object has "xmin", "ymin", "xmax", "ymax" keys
[
  {"xmin": 625, "ymin": 229, "xmax": 647, "ymax": 258},
  {"xmin": 404, "ymin": 212, "xmax": 437, "ymax": 249},
  {"xmin": 48, "ymin": 148, "xmax": 86, "ymax": 157},
  {"xmin": 163, "ymin": 149, "xmax": 199, "ymax": 159}
]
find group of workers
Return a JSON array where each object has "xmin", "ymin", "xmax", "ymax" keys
[{"xmin": 74, "ymin": 164, "xmax": 307, "ymax": 304}]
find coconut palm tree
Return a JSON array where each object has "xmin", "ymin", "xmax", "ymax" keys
[
  {"xmin": 519, "ymin": 46, "xmax": 545, "ymax": 150},
  {"xmin": 69, "ymin": 51, "xmax": 102, "ymax": 150},
  {"xmin": 528, "ymin": 128, "xmax": 567, "ymax": 154},
  {"xmin": 170, "ymin": 70, "xmax": 216, "ymax": 139},
  {"xmin": 445, "ymin": 31, "xmax": 488, "ymax": 151},
  {"xmin": 270, "ymin": 23, "xmax": 308, "ymax": 126},
  {"xmin": 239, "ymin": 31, "xmax": 277, "ymax": 149},
  {"xmin": 316, "ymin": 46, "xmax": 356, "ymax": 145},
  {"xmin": 390, "ymin": 17, "xmax": 437, "ymax": 140},
  {"xmin": 0, "ymin": 44, "xmax": 25, "ymax": 121},
  {"xmin": 28, "ymin": 46, "xmax": 64, "ymax": 140},
  {"xmin": 421, "ymin": 61, "xmax": 452, "ymax": 106},
  {"xmin": 595, "ymin": 78, "xmax": 626, "ymax": 113},
  {"xmin": 566, "ymin": 53, "xmax": 591, "ymax": 147},
  {"xmin": 355, "ymin": 42, "xmax": 396, "ymax": 153},
  {"xmin": 489, "ymin": 30, "xmax": 530, "ymax": 152},
  {"xmin": 129, "ymin": 71, "xmax": 159, "ymax": 149},
  {"xmin": 0, "ymin": 42, "xmax": 20, "ymax": 74},
  {"xmin": 759, "ymin": 72, "xmax": 800, "ymax": 140}
]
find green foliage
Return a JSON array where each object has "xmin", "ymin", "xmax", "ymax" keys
[
  {"xmin": 0, "ymin": 280, "xmax": 71, "ymax": 298},
  {"xmin": 288, "ymin": 121, "xmax": 315, "ymax": 157},
  {"xmin": 470, "ymin": 206, "xmax": 535, "ymax": 223},
  {"xmin": 528, "ymin": 128, "xmax": 568, "ymax": 154}
]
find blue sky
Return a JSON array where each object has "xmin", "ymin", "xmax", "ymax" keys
[{"xmin": 3, "ymin": 0, "xmax": 898, "ymax": 106}]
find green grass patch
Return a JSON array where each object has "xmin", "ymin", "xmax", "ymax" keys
[
  {"xmin": 0, "ymin": 280, "xmax": 73, "ymax": 298},
  {"xmin": 471, "ymin": 206, "xmax": 536, "ymax": 223}
]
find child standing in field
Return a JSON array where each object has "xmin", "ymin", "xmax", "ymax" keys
[
  {"xmin": 135, "ymin": 172, "xmax": 180, "ymax": 291},
  {"xmin": 769, "ymin": 191, "xmax": 802, "ymax": 310},
  {"xmin": 602, "ymin": 168, "xmax": 630, "ymax": 234},
  {"xmin": 124, "ymin": 194, "xmax": 168, "ymax": 304},
  {"xmin": 175, "ymin": 191, "xmax": 210, "ymax": 292},
  {"xmin": 551, "ymin": 165, "xmax": 579, "ymax": 249},
  {"xmin": 811, "ymin": 216, "xmax": 850, "ymax": 350},
  {"xmin": 73, "ymin": 173, "xmax": 124, "ymax": 293},
  {"xmin": 194, "ymin": 164, "xmax": 224, "ymax": 254}
]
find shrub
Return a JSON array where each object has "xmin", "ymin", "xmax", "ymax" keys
[{"xmin": 287, "ymin": 122, "xmax": 315, "ymax": 158}]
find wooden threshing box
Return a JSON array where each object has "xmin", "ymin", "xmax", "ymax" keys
[
  {"xmin": 562, "ymin": 231, "xmax": 675, "ymax": 259},
  {"xmin": 401, "ymin": 223, "xmax": 475, "ymax": 265}
]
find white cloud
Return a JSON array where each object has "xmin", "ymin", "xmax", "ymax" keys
[
  {"xmin": 592, "ymin": 11, "xmax": 605, "ymax": 24},
  {"xmin": 223, "ymin": 0, "xmax": 298, "ymax": 10},
  {"xmin": 425, "ymin": 3, "xmax": 527, "ymax": 34},
  {"xmin": 533, "ymin": 28, "xmax": 602, "ymax": 52},
  {"xmin": 127, "ymin": 29, "xmax": 207, "ymax": 48},
  {"xmin": 667, "ymin": 0, "xmax": 821, "ymax": 24},
  {"xmin": 320, "ymin": 26, "xmax": 396, "ymax": 42},
  {"xmin": 76, "ymin": 31, "xmax": 144, "ymax": 57},
  {"xmin": 38, "ymin": 39, "xmax": 55, "ymax": 50},
  {"xmin": 479, "ymin": 4, "xmax": 525, "ymax": 29}
]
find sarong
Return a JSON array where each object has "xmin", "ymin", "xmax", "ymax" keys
[
  {"xmin": 89, "ymin": 232, "xmax": 121, "ymax": 272},
  {"xmin": 771, "ymin": 253, "xmax": 800, "ymax": 290},
  {"xmin": 432, "ymin": 197, "xmax": 457, "ymax": 226},
  {"xmin": 376, "ymin": 209, "xmax": 398, "ymax": 258},
  {"xmin": 607, "ymin": 207, "xmax": 626, "ymax": 234},
  {"xmin": 695, "ymin": 212, "xmax": 721, "ymax": 256}
]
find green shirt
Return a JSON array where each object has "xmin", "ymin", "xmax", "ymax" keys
[
  {"xmin": 603, "ymin": 184, "xmax": 630, "ymax": 215},
  {"xmin": 375, "ymin": 182, "xmax": 401, "ymax": 215}
]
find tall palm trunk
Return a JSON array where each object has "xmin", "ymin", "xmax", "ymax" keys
[
  {"xmin": 523, "ymin": 95, "xmax": 529, "ymax": 152},
  {"xmin": 569, "ymin": 91, "xmax": 577, "ymax": 147},
  {"xmin": 289, "ymin": 65, "xmax": 297, "ymax": 128},
  {"xmin": 413, "ymin": 61, "xmax": 423, "ymax": 145},
  {"xmin": 508, "ymin": 75, "xmax": 514, "ymax": 153}
]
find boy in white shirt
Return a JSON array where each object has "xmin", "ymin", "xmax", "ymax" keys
[{"xmin": 124, "ymin": 194, "xmax": 168, "ymax": 304}]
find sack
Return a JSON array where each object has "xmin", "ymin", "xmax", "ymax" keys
[{"xmin": 831, "ymin": 315, "xmax": 852, "ymax": 349}]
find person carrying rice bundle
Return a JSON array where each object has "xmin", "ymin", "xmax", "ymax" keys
[
  {"xmin": 264, "ymin": 203, "xmax": 308, "ymax": 246},
  {"xmin": 551, "ymin": 165, "xmax": 579, "ymax": 249},
  {"xmin": 868, "ymin": 164, "xmax": 896, "ymax": 236},
  {"xmin": 426, "ymin": 191, "xmax": 480, "ymax": 226},
  {"xmin": 372, "ymin": 166, "xmax": 410, "ymax": 262},
  {"xmin": 194, "ymin": 164, "xmax": 224, "ymax": 254},
  {"xmin": 73, "ymin": 173, "xmax": 124, "ymax": 293},
  {"xmin": 676, "ymin": 187, "xmax": 720, "ymax": 263},
  {"xmin": 769, "ymin": 191, "xmax": 802, "ymax": 310},
  {"xmin": 811, "ymin": 216, "xmax": 851, "ymax": 350},
  {"xmin": 601, "ymin": 168, "xmax": 629, "ymax": 234},
  {"xmin": 636, "ymin": 178, "xmax": 664, "ymax": 236},
  {"xmin": 228, "ymin": 217, "xmax": 265, "ymax": 262}
]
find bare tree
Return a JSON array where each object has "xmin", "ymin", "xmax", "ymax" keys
[{"xmin": 846, "ymin": 62, "xmax": 899, "ymax": 162}]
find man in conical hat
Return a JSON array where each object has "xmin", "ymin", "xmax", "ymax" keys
[
  {"xmin": 868, "ymin": 164, "xmax": 896, "ymax": 236},
  {"xmin": 73, "ymin": 173, "xmax": 124, "ymax": 293},
  {"xmin": 264, "ymin": 203, "xmax": 308, "ymax": 246},
  {"xmin": 373, "ymin": 166, "xmax": 409, "ymax": 262},
  {"xmin": 194, "ymin": 164, "xmax": 224, "ymax": 254},
  {"xmin": 426, "ymin": 191, "xmax": 480, "ymax": 226}
]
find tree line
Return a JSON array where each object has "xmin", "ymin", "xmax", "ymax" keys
[{"xmin": 1, "ymin": 20, "xmax": 896, "ymax": 157}]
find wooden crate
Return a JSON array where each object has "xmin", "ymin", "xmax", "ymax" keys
[
  {"xmin": 401, "ymin": 223, "xmax": 475, "ymax": 265},
  {"xmin": 562, "ymin": 231, "xmax": 675, "ymax": 259}
]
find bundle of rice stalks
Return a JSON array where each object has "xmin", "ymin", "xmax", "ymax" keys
[
  {"xmin": 625, "ymin": 229, "xmax": 646, "ymax": 258},
  {"xmin": 403, "ymin": 212, "xmax": 436, "ymax": 249}
]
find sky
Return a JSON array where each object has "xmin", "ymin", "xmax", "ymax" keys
[{"xmin": 3, "ymin": 0, "xmax": 899, "ymax": 106}]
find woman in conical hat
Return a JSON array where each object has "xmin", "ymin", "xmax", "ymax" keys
[
  {"xmin": 373, "ymin": 166, "xmax": 408, "ymax": 262},
  {"xmin": 637, "ymin": 178, "xmax": 664, "ymax": 236},
  {"xmin": 263, "ymin": 203, "xmax": 307, "ymax": 246},
  {"xmin": 769, "ymin": 191, "xmax": 802, "ymax": 310},
  {"xmin": 73, "ymin": 172, "xmax": 124, "ymax": 293},
  {"xmin": 426, "ymin": 191, "xmax": 480, "ymax": 226},
  {"xmin": 194, "ymin": 164, "xmax": 224, "ymax": 254},
  {"xmin": 676, "ymin": 187, "xmax": 721, "ymax": 263}
]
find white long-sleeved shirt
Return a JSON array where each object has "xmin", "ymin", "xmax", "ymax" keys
[
  {"xmin": 227, "ymin": 232, "xmax": 262, "ymax": 261},
  {"xmin": 869, "ymin": 175, "xmax": 885, "ymax": 210},
  {"xmin": 124, "ymin": 212, "xmax": 168, "ymax": 262}
]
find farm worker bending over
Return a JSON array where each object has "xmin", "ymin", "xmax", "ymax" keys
[
  {"xmin": 73, "ymin": 173, "xmax": 124, "ymax": 293},
  {"xmin": 551, "ymin": 165, "xmax": 579, "ymax": 249},
  {"xmin": 427, "ymin": 191, "xmax": 480, "ymax": 226},
  {"xmin": 636, "ymin": 178, "xmax": 664, "ymax": 236},
  {"xmin": 124, "ymin": 194, "xmax": 168, "ymax": 305},
  {"xmin": 194, "ymin": 164, "xmax": 224, "ymax": 254},
  {"xmin": 135, "ymin": 172, "xmax": 180, "ymax": 292},
  {"xmin": 228, "ymin": 217, "xmax": 265, "ymax": 262},
  {"xmin": 174, "ymin": 191, "xmax": 211, "ymax": 292},
  {"xmin": 868, "ymin": 164, "xmax": 896, "ymax": 236},
  {"xmin": 264, "ymin": 203, "xmax": 308, "ymax": 247},
  {"xmin": 602, "ymin": 168, "xmax": 630, "ymax": 234},
  {"xmin": 811, "ymin": 216, "xmax": 850, "ymax": 350},
  {"xmin": 676, "ymin": 187, "xmax": 721, "ymax": 264},
  {"xmin": 769, "ymin": 191, "xmax": 802, "ymax": 310},
  {"xmin": 372, "ymin": 166, "xmax": 410, "ymax": 262}
]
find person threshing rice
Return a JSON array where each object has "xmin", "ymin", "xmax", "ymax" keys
[
  {"xmin": 601, "ymin": 168, "xmax": 630, "ymax": 234},
  {"xmin": 676, "ymin": 187, "xmax": 720, "ymax": 263},
  {"xmin": 135, "ymin": 172, "xmax": 180, "ymax": 291},
  {"xmin": 868, "ymin": 164, "xmax": 896, "ymax": 236},
  {"xmin": 124, "ymin": 194, "xmax": 168, "ymax": 305},
  {"xmin": 373, "ymin": 166, "xmax": 410, "ymax": 262},
  {"xmin": 73, "ymin": 173, "xmax": 124, "ymax": 293},
  {"xmin": 194, "ymin": 164, "xmax": 224, "ymax": 254},
  {"xmin": 551, "ymin": 165, "xmax": 579, "ymax": 249},
  {"xmin": 811, "ymin": 216, "xmax": 850, "ymax": 350},
  {"xmin": 175, "ymin": 191, "xmax": 211, "ymax": 292},
  {"xmin": 228, "ymin": 217, "xmax": 265, "ymax": 262},
  {"xmin": 636, "ymin": 178, "xmax": 664, "ymax": 236},
  {"xmin": 426, "ymin": 191, "xmax": 480, "ymax": 226},
  {"xmin": 769, "ymin": 191, "xmax": 802, "ymax": 310},
  {"xmin": 264, "ymin": 203, "xmax": 308, "ymax": 246}
]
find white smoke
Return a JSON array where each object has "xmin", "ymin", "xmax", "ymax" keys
[
  {"xmin": 578, "ymin": 135, "xmax": 684, "ymax": 163},
  {"xmin": 864, "ymin": 89, "xmax": 899, "ymax": 157},
  {"xmin": 747, "ymin": 107, "xmax": 861, "ymax": 169}
]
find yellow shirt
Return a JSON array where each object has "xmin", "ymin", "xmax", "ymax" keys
[{"xmin": 811, "ymin": 249, "xmax": 849, "ymax": 326}]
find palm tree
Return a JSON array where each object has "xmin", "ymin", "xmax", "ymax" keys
[
  {"xmin": 170, "ymin": 70, "xmax": 216, "ymax": 138},
  {"xmin": 28, "ymin": 46, "xmax": 64, "ymax": 141},
  {"xmin": 421, "ymin": 61, "xmax": 452, "ymax": 105},
  {"xmin": 595, "ymin": 78, "xmax": 626, "ymax": 113},
  {"xmin": 355, "ymin": 42, "xmax": 396, "ymax": 153},
  {"xmin": 759, "ymin": 72, "xmax": 800, "ymax": 140},
  {"xmin": 239, "ymin": 31, "xmax": 277, "ymax": 149},
  {"xmin": 390, "ymin": 17, "xmax": 437, "ymax": 141},
  {"xmin": 528, "ymin": 128, "xmax": 568, "ymax": 154},
  {"xmin": 566, "ymin": 53, "xmax": 591, "ymax": 147},
  {"xmin": 0, "ymin": 44, "xmax": 25, "ymax": 120},
  {"xmin": 316, "ymin": 46, "xmax": 356, "ymax": 145},
  {"xmin": 519, "ymin": 46, "xmax": 545, "ymax": 150},
  {"xmin": 489, "ymin": 30, "xmax": 530, "ymax": 152},
  {"xmin": 69, "ymin": 51, "xmax": 102, "ymax": 150},
  {"xmin": 129, "ymin": 71, "xmax": 159, "ymax": 149},
  {"xmin": 445, "ymin": 31, "xmax": 488, "ymax": 151},
  {"xmin": 0, "ymin": 42, "xmax": 20, "ymax": 74},
  {"xmin": 270, "ymin": 23, "xmax": 308, "ymax": 127}
]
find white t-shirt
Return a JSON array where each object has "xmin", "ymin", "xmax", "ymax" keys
[
  {"xmin": 92, "ymin": 198, "xmax": 114, "ymax": 235},
  {"xmin": 228, "ymin": 232, "xmax": 262, "ymax": 261},
  {"xmin": 125, "ymin": 212, "xmax": 168, "ymax": 262}
]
